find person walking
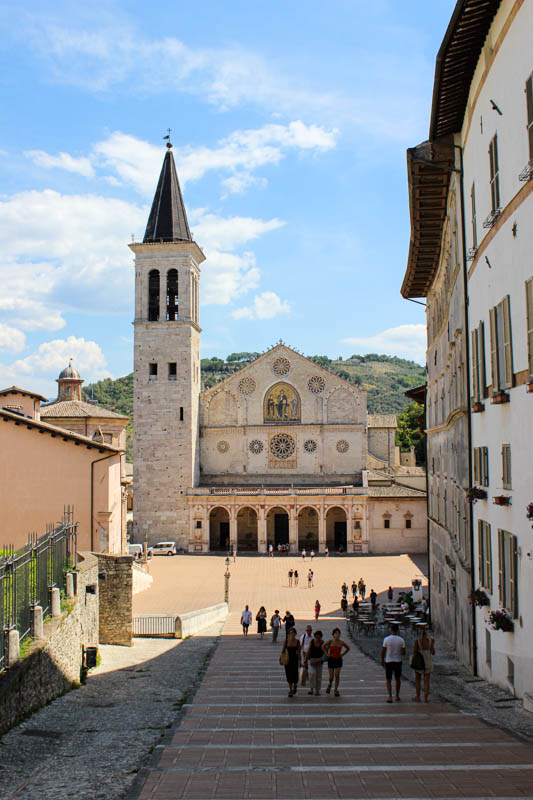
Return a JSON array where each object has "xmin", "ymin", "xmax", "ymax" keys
[
  {"xmin": 310, "ymin": 549, "xmax": 315, "ymax": 561},
  {"xmin": 387, "ymin": 586, "xmax": 394, "ymax": 602},
  {"xmin": 301, "ymin": 548, "xmax": 306, "ymax": 560},
  {"xmin": 341, "ymin": 582, "xmax": 348, "ymax": 599},
  {"xmin": 268, "ymin": 543, "xmax": 273, "ymax": 557},
  {"xmin": 381, "ymin": 623, "xmax": 406, "ymax": 703},
  {"xmin": 323, "ymin": 628, "xmax": 350, "ymax": 696},
  {"xmin": 299, "ymin": 625, "xmax": 313, "ymax": 687},
  {"xmin": 370, "ymin": 589, "xmax": 377, "ymax": 610},
  {"xmin": 358, "ymin": 578, "xmax": 366, "ymax": 600},
  {"xmin": 340, "ymin": 596, "xmax": 348, "ymax": 617},
  {"xmin": 270, "ymin": 609, "xmax": 281, "ymax": 644},
  {"xmin": 256, "ymin": 606, "xmax": 267, "ymax": 638},
  {"xmin": 241, "ymin": 605, "xmax": 252, "ymax": 636},
  {"xmin": 352, "ymin": 594, "xmax": 359, "ymax": 614},
  {"xmin": 325, "ymin": 546, "xmax": 329, "ymax": 558},
  {"xmin": 304, "ymin": 629, "xmax": 324, "ymax": 695},
  {"xmin": 232, "ymin": 547, "xmax": 237, "ymax": 563},
  {"xmin": 351, "ymin": 580, "xmax": 357, "ymax": 599},
  {"xmin": 314, "ymin": 599, "xmax": 321, "ymax": 620},
  {"xmin": 283, "ymin": 610, "xmax": 295, "ymax": 639},
  {"xmin": 412, "ymin": 629, "xmax": 435, "ymax": 702},
  {"xmin": 288, "ymin": 569, "xmax": 293, "ymax": 587},
  {"xmin": 294, "ymin": 569, "xmax": 299, "ymax": 586},
  {"xmin": 280, "ymin": 627, "xmax": 301, "ymax": 697}
]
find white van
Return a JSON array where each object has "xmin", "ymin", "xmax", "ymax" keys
[
  {"xmin": 128, "ymin": 543, "xmax": 153, "ymax": 559},
  {"xmin": 152, "ymin": 541, "xmax": 178, "ymax": 556}
]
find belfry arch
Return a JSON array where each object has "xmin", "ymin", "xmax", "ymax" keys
[{"xmin": 148, "ymin": 269, "xmax": 160, "ymax": 321}]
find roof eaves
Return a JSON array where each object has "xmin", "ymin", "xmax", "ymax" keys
[{"xmin": 0, "ymin": 409, "xmax": 122, "ymax": 453}]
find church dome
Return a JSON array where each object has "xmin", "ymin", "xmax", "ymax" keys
[{"xmin": 58, "ymin": 361, "xmax": 81, "ymax": 380}]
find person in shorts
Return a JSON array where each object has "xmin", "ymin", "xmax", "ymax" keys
[
  {"xmin": 241, "ymin": 605, "xmax": 252, "ymax": 636},
  {"xmin": 381, "ymin": 623, "xmax": 406, "ymax": 703}
]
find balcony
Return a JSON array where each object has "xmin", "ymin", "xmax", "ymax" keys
[
  {"xmin": 519, "ymin": 160, "xmax": 533, "ymax": 182},
  {"xmin": 466, "ymin": 247, "xmax": 477, "ymax": 262},
  {"xmin": 483, "ymin": 209, "xmax": 501, "ymax": 229}
]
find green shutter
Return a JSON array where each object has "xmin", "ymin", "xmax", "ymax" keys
[
  {"xmin": 482, "ymin": 447, "xmax": 489, "ymax": 487},
  {"xmin": 489, "ymin": 307, "xmax": 499, "ymax": 391},
  {"xmin": 472, "ymin": 329, "xmax": 479, "ymax": 400},
  {"xmin": 498, "ymin": 529, "xmax": 505, "ymax": 606},
  {"xmin": 478, "ymin": 520, "xmax": 484, "ymax": 587},
  {"xmin": 479, "ymin": 322, "xmax": 487, "ymax": 398},
  {"xmin": 501, "ymin": 296, "xmax": 514, "ymax": 389},
  {"xmin": 486, "ymin": 524, "xmax": 493, "ymax": 593},
  {"xmin": 509, "ymin": 534, "xmax": 517, "ymax": 618}
]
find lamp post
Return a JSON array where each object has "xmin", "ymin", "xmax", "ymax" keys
[{"xmin": 224, "ymin": 556, "xmax": 231, "ymax": 605}]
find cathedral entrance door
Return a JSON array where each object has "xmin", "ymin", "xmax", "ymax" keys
[
  {"xmin": 334, "ymin": 521, "xmax": 347, "ymax": 552},
  {"xmin": 274, "ymin": 513, "xmax": 289, "ymax": 548}
]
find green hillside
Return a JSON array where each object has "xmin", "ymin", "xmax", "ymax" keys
[{"xmin": 83, "ymin": 353, "xmax": 426, "ymax": 462}]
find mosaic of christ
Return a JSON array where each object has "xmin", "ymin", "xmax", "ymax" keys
[{"xmin": 263, "ymin": 383, "xmax": 300, "ymax": 423}]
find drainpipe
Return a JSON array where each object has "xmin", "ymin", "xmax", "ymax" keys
[
  {"xmin": 455, "ymin": 142, "xmax": 477, "ymax": 677},
  {"xmin": 90, "ymin": 451, "xmax": 118, "ymax": 551}
]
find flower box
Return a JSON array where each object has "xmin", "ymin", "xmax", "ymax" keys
[
  {"xmin": 472, "ymin": 401, "xmax": 485, "ymax": 413},
  {"xmin": 527, "ymin": 382, "xmax": 533, "ymax": 394},
  {"xmin": 488, "ymin": 609, "xmax": 514, "ymax": 632},
  {"xmin": 491, "ymin": 391, "xmax": 509, "ymax": 405},
  {"xmin": 493, "ymin": 495, "xmax": 511, "ymax": 506},
  {"xmin": 469, "ymin": 588, "xmax": 490, "ymax": 607},
  {"xmin": 466, "ymin": 486, "xmax": 487, "ymax": 504},
  {"xmin": 526, "ymin": 502, "xmax": 533, "ymax": 529}
]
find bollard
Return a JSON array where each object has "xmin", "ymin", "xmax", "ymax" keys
[
  {"xmin": 50, "ymin": 586, "xmax": 61, "ymax": 617},
  {"xmin": 66, "ymin": 572, "xmax": 75, "ymax": 599},
  {"xmin": 32, "ymin": 605, "xmax": 44, "ymax": 639},
  {"xmin": 7, "ymin": 629, "xmax": 20, "ymax": 667}
]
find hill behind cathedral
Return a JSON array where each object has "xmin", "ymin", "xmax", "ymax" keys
[{"xmin": 82, "ymin": 353, "xmax": 425, "ymax": 462}]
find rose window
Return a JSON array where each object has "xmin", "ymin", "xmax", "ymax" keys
[
  {"xmin": 249, "ymin": 439, "xmax": 264, "ymax": 454},
  {"xmin": 217, "ymin": 440, "xmax": 230, "ymax": 453},
  {"xmin": 304, "ymin": 439, "xmax": 317, "ymax": 453},
  {"xmin": 270, "ymin": 433, "xmax": 296, "ymax": 460},
  {"xmin": 307, "ymin": 375, "xmax": 326, "ymax": 394},
  {"xmin": 239, "ymin": 376, "xmax": 256, "ymax": 395},
  {"xmin": 272, "ymin": 357, "xmax": 290, "ymax": 376},
  {"xmin": 336, "ymin": 439, "xmax": 349, "ymax": 453}
]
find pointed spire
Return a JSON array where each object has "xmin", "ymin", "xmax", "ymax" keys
[{"xmin": 143, "ymin": 149, "xmax": 192, "ymax": 243}]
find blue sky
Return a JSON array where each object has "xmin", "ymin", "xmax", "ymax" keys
[{"xmin": 0, "ymin": 0, "xmax": 455, "ymax": 397}]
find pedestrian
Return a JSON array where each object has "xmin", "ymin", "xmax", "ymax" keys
[
  {"xmin": 370, "ymin": 589, "xmax": 377, "ymax": 610},
  {"xmin": 299, "ymin": 625, "xmax": 313, "ymax": 686},
  {"xmin": 241, "ymin": 605, "xmax": 252, "ymax": 636},
  {"xmin": 256, "ymin": 606, "xmax": 267, "ymax": 638},
  {"xmin": 307, "ymin": 568, "xmax": 314, "ymax": 588},
  {"xmin": 232, "ymin": 547, "xmax": 237, "ymax": 563},
  {"xmin": 387, "ymin": 586, "xmax": 393, "ymax": 601},
  {"xmin": 301, "ymin": 548, "xmax": 306, "ymax": 560},
  {"xmin": 325, "ymin": 546, "xmax": 329, "ymax": 558},
  {"xmin": 352, "ymin": 594, "xmax": 359, "ymax": 614},
  {"xmin": 294, "ymin": 569, "xmax": 299, "ymax": 586},
  {"xmin": 304, "ymin": 629, "xmax": 324, "ymax": 695},
  {"xmin": 341, "ymin": 582, "xmax": 348, "ymax": 599},
  {"xmin": 381, "ymin": 623, "xmax": 406, "ymax": 703},
  {"xmin": 283, "ymin": 610, "xmax": 295, "ymax": 639},
  {"xmin": 351, "ymin": 580, "xmax": 357, "ymax": 598},
  {"xmin": 310, "ymin": 549, "xmax": 315, "ymax": 561},
  {"xmin": 358, "ymin": 577, "xmax": 366, "ymax": 600},
  {"xmin": 340, "ymin": 596, "xmax": 348, "ymax": 617},
  {"xmin": 277, "ymin": 543, "xmax": 282, "ymax": 554},
  {"xmin": 270, "ymin": 609, "xmax": 281, "ymax": 643},
  {"xmin": 323, "ymin": 627, "xmax": 350, "ymax": 696},
  {"xmin": 314, "ymin": 599, "xmax": 321, "ymax": 620},
  {"xmin": 268, "ymin": 543, "xmax": 273, "ymax": 557},
  {"xmin": 288, "ymin": 568, "xmax": 293, "ymax": 587},
  {"xmin": 280, "ymin": 627, "xmax": 301, "ymax": 697},
  {"xmin": 412, "ymin": 628, "xmax": 435, "ymax": 702}
]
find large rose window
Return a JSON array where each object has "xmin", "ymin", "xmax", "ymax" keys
[{"xmin": 269, "ymin": 433, "xmax": 296, "ymax": 460}]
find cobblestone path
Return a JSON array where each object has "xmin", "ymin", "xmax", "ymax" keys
[{"xmin": 133, "ymin": 613, "xmax": 533, "ymax": 800}]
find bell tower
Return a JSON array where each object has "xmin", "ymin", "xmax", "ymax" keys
[{"xmin": 130, "ymin": 143, "xmax": 205, "ymax": 547}]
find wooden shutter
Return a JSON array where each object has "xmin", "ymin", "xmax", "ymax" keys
[
  {"xmin": 526, "ymin": 75, "xmax": 533, "ymax": 161},
  {"xmin": 470, "ymin": 182, "xmax": 477, "ymax": 249},
  {"xmin": 479, "ymin": 322, "xmax": 487, "ymax": 398},
  {"xmin": 489, "ymin": 135, "xmax": 500, "ymax": 212},
  {"xmin": 482, "ymin": 447, "xmax": 489, "ymax": 487},
  {"xmin": 502, "ymin": 444, "xmax": 511, "ymax": 489},
  {"xmin": 501, "ymin": 295, "xmax": 514, "ymax": 388},
  {"xmin": 526, "ymin": 279, "xmax": 533, "ymax": 378},
  {"xmin": 471, "ymin": 329, "xmax": 479, "ymax": 400},
  {"xmin": 478, "ymin": 520, "xmax": 484, "ymax": 586},
  {"xmin": 498, "ymin": 529, "xmax": 505, "ymax": 605},
  {"xmin": 489, "ymin": 307, "xmax": 499, "ymax": 391},
  {"xmin": 485, "ymin": 524, "xmax": 493, "ymax": 593},
  {"xmin": 508, "ymin": 534, "xmax": 517, "ymax": 617}
]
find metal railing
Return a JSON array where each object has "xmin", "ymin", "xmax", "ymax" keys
[{"xmin": 0, "ymin": 508, "xmax": 77, "ymax": 670}]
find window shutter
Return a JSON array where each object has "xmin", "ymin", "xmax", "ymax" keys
[
  {"xmin": 502, "ymin": 444, "xmax": 511, "ymax": 489},
  {"xmin": 498, "ymin": 529, "xmax": 505, "ymax": 606},
  {"xmin": 526, "ymin": 279, "xmax": 533, "ymax": 378},
  {"xmin": 478, "ymin": 520, "xmax": 484, "ymax": 586},
  {"xmin": 526, "ymin": 75, "xmax": 533, "ymax": 161},
  {"xmin": 470, "ymin": 182, "xmax": 477, "ymax": 249},
  {"xmin": 489, "ymin": 307, "xmax": 499, "ymax": 391},
  {"xmin": 509, "ymin": 534, "xmax": 517, "ymax": 617},
  {"xmin": 501, "ymin": 295, "xmax": 514, "ymax": 388},
  {"xmin": 482, "ymin": 447, "xmax": 489, "ymax": 487},
  {"xmin": 471, "ymin": 329, "xmax": 479, "ymax": 400},
  {"xmin": 485, "ymin": 524, "xmax": 493, "ymax": 593},
  {"xmin": 473, "ymin": 448, "xmax": 479, "ymax": 483},
  {"xmin": 479, "ymin": 322, "xmax": 487, "ymax": 398}
]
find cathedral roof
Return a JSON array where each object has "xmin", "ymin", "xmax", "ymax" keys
[
  {"xmin": 40, "ymin": 400, "xmax": 129, "ymax": 421},
  {"xmin": 367, "ymin": 414, "xmax": 397, "ymax": 428},
  {"xmin": 143, "ymin": 149, "xmax": 192, "ymax": 244}
]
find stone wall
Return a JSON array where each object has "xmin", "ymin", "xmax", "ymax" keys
[
  {"xmin": 0, "ymin": 552, "xmax": 98, "ymax": 736},
  {"xmin": 97, "ymin": 553, "xmax": 133, "ymax": 646}
]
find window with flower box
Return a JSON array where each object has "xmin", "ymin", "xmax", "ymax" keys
[
  {"xmin": 489, "ymin": 296, "xmax": 513, "ymax": 392},
  {"xmin": 501, "ymin": 444, "xmax": 511, "ymax": 490},
  {"xmin": 477, "ymin": 520, "xmax": 492, "ymax": 592},
  {"xmin": 473, "ymin": 446, "xmax": 489, "ymax": 487},
  {"xmin": 498, "ymin": 529, "xmax": 517, "ymax": 617}
]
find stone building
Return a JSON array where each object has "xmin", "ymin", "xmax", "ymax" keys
[{"xmin": 132, "ymin": 145, "xmax": 426, "ymax": 554}]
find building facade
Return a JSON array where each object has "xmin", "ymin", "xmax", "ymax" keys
[{"xmin": 132, "ymin": 146, "xmax": 427, "ymax": 555}]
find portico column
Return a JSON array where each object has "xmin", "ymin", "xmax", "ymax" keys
[
  {"xmin": 202, "ymin": 505, "xmax": 209, "ymax": 552},
  {"xmin": 318, "ymin": 506, "xmax": 326, "ymax": 553},
  {"xmin": 289, "ymin": 504, "xmax": 297, "ymax": 552},
  {"xmin": 347, "ymin": 504, "xmax": 354, "ymax": 554},
  {"xmin": 230, "ymin": 507, "xmax": 237, "ymax": 551},
  {"xmin": 258, "ymin": 507, "xmax": 267, "ymax": 553},
  {"xmin": 362, "ymin": 500, "xmax": 370, "ymax": 554}
]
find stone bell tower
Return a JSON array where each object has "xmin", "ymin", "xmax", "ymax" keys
[{"xmin": 130, "ymin": 143, "xmax": 205, "ymax": 547}]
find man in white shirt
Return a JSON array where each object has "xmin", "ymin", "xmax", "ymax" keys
[
  {"xmin": 299, "ymin": 625, "xmax": 313, "ymax": 686},
  {"xmin": 381, "ymin": 623, "xmax": 406, "ymax": 703},
  {"xmin": 241, "ymin": 605, "xmax": 252, "ymax": 636}
]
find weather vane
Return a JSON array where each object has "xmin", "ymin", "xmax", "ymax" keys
[{"xmin": 163, "ymin": 128, "xmax": 173, "ymax": 149}]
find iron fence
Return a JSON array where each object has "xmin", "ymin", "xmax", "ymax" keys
[{"xmin": 0, "ymin": 507, "xmax": 77, "ymax": 670}]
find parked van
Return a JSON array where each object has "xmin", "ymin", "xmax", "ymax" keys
[
  {"xmin": 128, "ymin": 543, "xmax": 153, "ymax": 559},
  {"xmin": 152, "ymin": 541, "xmax": 178, "ymax": 556}
]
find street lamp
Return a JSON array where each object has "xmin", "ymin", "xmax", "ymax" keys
[{"xmin": 224, "ymin": 556, "xmax": 231, "ymax": 605}]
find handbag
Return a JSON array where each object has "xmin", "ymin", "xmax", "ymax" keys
[
  {"xmin": 410, "ymin": 650, "xmax": 425, "ymax": 670},
  {"xmin": 279, "ymin": 650, "xmax": 289, "ymax": 666}
]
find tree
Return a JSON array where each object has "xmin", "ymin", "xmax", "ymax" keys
[{"xmin": 395, "ymin": 402, "xmax": 425, "ymax": 465}]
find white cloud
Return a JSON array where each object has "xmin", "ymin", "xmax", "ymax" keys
[
  {"xmin": 231, "ymin": 291, "xmax": 291, "ymax": 321},
  {"xmin": 192, "ymin": 212, "xmax": 284, "ymax": 252},
  {"xmin": 25, "ymin": 149, "xmax": 95, "ymax": 177},
  {"xmin": 342, "ymin": 324, "xmax": 427, "ymax": 365},
  {"xmin": 0, "ymin": 323, "xmax": 25, "ymax": 352}
]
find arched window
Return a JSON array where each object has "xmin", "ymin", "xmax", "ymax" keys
[
  {"xmin": 148, "ymin": 270, "xmax": 160, "ymax": 321},
  {"xmin": 167, "ymin": 269, "xmax": 178, "ymax": 320}
]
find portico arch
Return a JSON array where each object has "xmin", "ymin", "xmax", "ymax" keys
[
  {"xmin": 326, "ymin": 506, "xmax": 347, "ymax": 552},
  {"xmin": 237, "ymin": 506, "xmax": 258, "ymax": 552},
  {"xmin": 209, "ymin": 506, "xmax": 230, "ymax": 551},
  {"xmin": 266, "ymin": 506, "xmax": 290, "ymax": 550},
  {"xmin": 297, "ymin": 506, "xmax": 319, "ymax": 551}
]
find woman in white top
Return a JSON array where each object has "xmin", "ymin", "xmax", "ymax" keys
[{"xmin": 413, "ymin": 629, "xmax": 435, "ymax": 703}]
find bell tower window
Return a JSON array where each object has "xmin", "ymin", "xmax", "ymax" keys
[
  {"xmin": 148, "ymin": 270, "xmax": 160, "ymax": 321},
  {"xmin": 167, "ymin": 269, "xmax": 178, "ymax": 320}
]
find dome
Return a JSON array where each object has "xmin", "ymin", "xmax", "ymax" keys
[{"xmin": 58, "ymin": 361, "xmax": 81, "ymax": 380}]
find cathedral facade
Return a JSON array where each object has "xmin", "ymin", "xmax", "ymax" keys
[{"xmin": 132, "ymin": 148, "xmax": 426, "ymax": 554}]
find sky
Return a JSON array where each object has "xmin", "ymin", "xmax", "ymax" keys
[{"xmin": 0, "ymin": 0, "xmax": 456, "ymax": 398}]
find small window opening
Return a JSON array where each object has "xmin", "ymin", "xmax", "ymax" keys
[
  {"xmin": 405, "ymin": 518, "xmax": 412, "ymax": 529},
  {"xmin": 195, "ymin": 520, "xmax": 202, "ymax": 529},
  {"xmin": 179, "ymin": 407, "xmax": 184, "ymax": 421},
  {"xmin": 168, "ymin": 362, "xmax": 177, "ymax": 380},
  {"xmin": 149, "ymin": 363, "xmax": 158, "ymax": 378},
  {"xmin": 148, "ymin": 270, "xmax": 160, "ymax": 321},
  {"xmin": 166, "ymin": 269, "xmax": 178, "ymax": 321},
  {"xmin": 384, "ymin": 519, "xmax": 390, "ymax": 529}
]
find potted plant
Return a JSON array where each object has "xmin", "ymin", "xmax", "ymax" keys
[
  {"xmin": 526, "ymin": 381, "xmax": 533, "ymax": 394},
  {"xmin": 412, "ymin": 579, "xmax": 422, "ymax": 591},
  {"xmin": 491, "ymin": 390, "xmax": 509, "ymax": 405},
  {"xmin": 466, "ymin": 486, "xmax": 487, "ymax": 504},
  {"xmin": 493, "ymin": 495, "xmax": 511, "ymax": 506},
  {"xmin": 526, "ymin": 502, "xmax": 533, "ymax": 528},
  {"xmin": 468, "ymin": 588, "xmax": 490, "ymax": 607},
  {"xmin": 472, "ymin": 400, "xmax": 484, "ymax": 413},
  {"xmin": 488, "ymin": 609, "xmax": 514, "ymax": 632}
]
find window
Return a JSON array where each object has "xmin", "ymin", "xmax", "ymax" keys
[
  {"xmin": 489, "ymin": 296, "xmax": 513, "ymax": 391},
  {"xmin": 405, "ymin": 518, "xmax": 412, "ymax": 529},
  {"xmin": 179, "ymin": 406, "xmax": 184, "ymax": 421},
  {"xmin": 526, "ymin": 75, "xmax": 533, "ymax": 161},
  {"xmin": 148, "ymin": 270, "xmax": 160, "ymax": 321},
  {"xmin": 473, "ymin": 446, "xmax": 489, "ymax": 486},
  {"xmin": 525, "ymin": 278, "xmax": 533, "ymax": 378},
  {"xmin": 149, "ymin": 363, "xmax": 158, "ymax": 378},
  {"xmin": 168, "ymin": 362, "xmax": 177, "ymax": 380},
  {"xmin": 470, "ymin": 182, "xmax": 477, "ymax": 249},
  {"xmin": 471, "ymin": 322, "xmax": 487, "ymax": 399},
  {"xmin": 501, "ymin": 444, "xmax": 511, "ymax": 489},
  {"xmin": 488, "ymin": 134, "xmax": 500, "ymax": 213},
  {"xmin": 477, "ymin": 520, "xmax": 492, "ymax": 591},
  {"xmin": 195, "ymin": 520, "xmax": 202, "ymax": 529},
  {"xmin": 384, "ymin": 518, "xmax": 390, "ymax": 529},
  {"xmin": 166, "ymin": 269, "xmax": 178, "ymax": 321},
  {"xmin": 498, "ymin": 529, "xmax": 518, "ymax": 617}
]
